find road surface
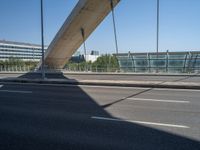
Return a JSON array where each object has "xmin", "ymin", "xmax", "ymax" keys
[
  {"xmin": 1, "ymin": 72, "xmax": 200, "ymax": 83},
  {"xmin": 0, "ymin": 83, "xmax": 199, "ymax": 149}
]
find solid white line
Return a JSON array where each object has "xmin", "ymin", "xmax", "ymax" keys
[
  {"xmin": 0, "ymin": 85, "xmax": 3, "ymax": 88},
  {"xmin": 153, "ymin": 88, "xmax": 200, "ymax": 92},
  {"xmin": 44, "ymin": 84, "xmax": 148, "ymax": 90},
  {"xmin": 91, "ymin": 116, "xmax": 189, "ymax": 129},
  {"xmin": 78, "ymin": 85, "xmax": 148, "ymax": 90},
  {"xmin": 0, "ymin": 90, "xmax": 32, "ymax": 94},
  {"xmin": 127, "ymin": 98, "xmax": 190, "ymax": 103}
]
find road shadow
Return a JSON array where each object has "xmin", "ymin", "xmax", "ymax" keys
[
  {"xmin": 0, "ymin": 72, "xmax": 199, "ymax": 150},
  {"xmin": 18, "ymin": 72, "xmax": 68, "ymax": 79},
  {"xmin": 172, "ymin": 72, "xmax": 200, "ymax": 82}
]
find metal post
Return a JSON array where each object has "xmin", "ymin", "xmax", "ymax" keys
[
  {"xmin": 110, "ymin": 0, "xmax": 119, "ymax": 54},
  {"xmin": 41, "ymin": 0, "xmax": 45, "ymax": 79},
  {"xmin": 166, "ymin": 50, "xmax": 169, "ymax": 73},
  {"xmin": 188, "ymin": 52, "xmax": 192, "ymax": 73},
  {"xmin": 193, "ymin": 54, "xmax": 198, "ymax": 73},
  {"xmin": 183, "ymin": 53, "xmax": 188, "ymax": 73},
  {"xmin": 147, "ymin": 53, "xmax": 151, "ymax": 73},
  {"xmin": 156, "ymin": 0, "xmax": 160, "ymax": 72},
  {"xmin": 131, "ymin": 53, "xmax": 135, "ymax": 72}
]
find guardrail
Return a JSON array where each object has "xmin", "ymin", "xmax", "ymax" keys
[{"xmin": 0, "ymin": 65, "xmax": 199, "ymax": 74}]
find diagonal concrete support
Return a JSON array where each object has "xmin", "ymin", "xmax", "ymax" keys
[{"xmin": 39, "ymin": 0, "xmax": 120, "ymax": 69}]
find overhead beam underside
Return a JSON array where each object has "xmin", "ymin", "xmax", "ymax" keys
[{"xmin": 41, "ymin": 0, "xmax": 120, "ymax": 69}]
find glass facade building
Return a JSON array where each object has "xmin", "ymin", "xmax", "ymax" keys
[
  {"xmin": 116, "ymin": 51, "xmax": 200, "ymax": 73},
  {"xmin": 0, "ymin": 40, "xmax": 47, "ymax": 61}
]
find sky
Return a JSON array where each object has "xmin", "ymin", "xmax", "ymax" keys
[{"xmin": 0, "ymin": 0, "xmax": 200, "ymax": 54}]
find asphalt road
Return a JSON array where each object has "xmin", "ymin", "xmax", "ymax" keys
[
  {"xmin": 0, "ymin": 83, "xmax": 200, "ymax": 150},
  {"xmin": 65, "ymin": 74, "xmax": 200, "ymax": 82},
  {"xmin": 1, "ymin": 72, "xmax": 200, "ymax": 83}
]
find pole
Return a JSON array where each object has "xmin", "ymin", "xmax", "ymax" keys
[
  {"xmin": 110, "ymin": 0, "xmax": 119, "ymax": 54},
  {"xmin": 156, "ymin": 0, "xmax": 160, "ymax": 72},
  {"xmin": 41, "ymin": 0, "xmax": 45, "ymax": 79}
]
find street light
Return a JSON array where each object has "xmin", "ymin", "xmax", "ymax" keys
[{"xmin": 40, "ymin": 0, "xmax": 45, "ymax": 79}]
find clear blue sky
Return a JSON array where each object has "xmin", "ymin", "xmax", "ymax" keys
[{"xmin": 0, "ymin": 0, "xmax": 200, "ymax": 54}]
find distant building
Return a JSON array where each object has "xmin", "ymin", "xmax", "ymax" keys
[
  {"xmin": 70, "ymin": 50, "xmax": 100, "ymax": 63},
  {"xmin": 0, "ymin": 40, "xmax": 47, "ymax": 61},
  {"xmin": 85, "ymin": 50, "xmax": 100, "ymax": 62}
]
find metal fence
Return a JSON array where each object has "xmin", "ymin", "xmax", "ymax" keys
[
  {"xmin": 0, "ymin": 65, "xmax": 35, "ymax": 72},
  {"xmin": 1, "ymin": 51, "xmax": 200, "ymax": 74},
  {"xmin": 115, "ymin": 51, "xmax": 200, "ymax": 73},
  {"xmin": 65, "ymin": 65, "xmax": 119, "ymax": 73}
]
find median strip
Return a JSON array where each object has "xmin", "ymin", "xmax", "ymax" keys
[
  {"xmin": 1, "ymin": 77, "xmax": 200, "ymax": 90},
  {"xmin": 91, "ymin": 116, "xmax": 190, "ymax": 129}
]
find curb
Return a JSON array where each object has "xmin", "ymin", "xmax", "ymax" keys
[
  {"xmin": 0, "ymin": 78, "xmax": 200, "ymax": 90},
  {"xmin": 0, "ymin": 71, "xmax": 200, "ymax": 77},
  {"xmin": 63, "ymin": 72, "xmax": 200, "ymax": 77}
]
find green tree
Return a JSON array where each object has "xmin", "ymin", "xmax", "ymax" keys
[{"xmin": 92, "ymin": 54, "xmax": 119, "ymax": 72}]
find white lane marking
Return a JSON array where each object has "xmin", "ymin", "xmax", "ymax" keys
[
  {"xmin": 127, "ymin": 98, "xmax": 190, "ymax": 103},
  {"xmin": 47, "ymin": 84, "xmax": 148, "ymax": 90},
  {"xmin": 78, "ymin": 85, "xmax": 148, "ymax": 90},
  {"xmin": 0, "ymin": 90, "xmax": 32, "ymax": 94},
  {"xmin": 91, "ymin": 116, "xmax": 189, "ymax": 129},
  {"xmin": 154, "ymin": 88, "xmax": 200, "ymax": 92},
  {"xmin": 0, "ymin": 85, "xmax": 3, "ymax": 88}
]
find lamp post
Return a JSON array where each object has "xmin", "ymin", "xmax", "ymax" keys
[{"xmin": 40, "ymin": 0, "xmax": 45, "ymax": 79}]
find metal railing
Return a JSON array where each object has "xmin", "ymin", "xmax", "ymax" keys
[{"xmin": 116, "ymin": 52, "xmax": 200, "ymax": 73}]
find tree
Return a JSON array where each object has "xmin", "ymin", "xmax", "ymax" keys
[
  {"xmin": 92, "ymin": 54, "xmax": 119, "ymax": 72},
  {"xmin": 65, "ymin": 54, "xmax": 119, "ymax": 72}
]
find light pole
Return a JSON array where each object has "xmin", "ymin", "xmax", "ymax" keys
[
  {"xmin": 40, "ymin": 0, "xmax": 45, "ymax": 79},
  {"xmin": 156, "ymin": 0, "xmax": 160, "ymax": 72}
]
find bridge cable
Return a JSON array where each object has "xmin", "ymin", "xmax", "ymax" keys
[
  {"xmin": 110, "ymin": 0, "xmax": 119, "ymax": 54},
  {"xmin": 81, "ymin": 28, "xmax": 88, "ymax": 71},
  {"xmin": 156, "ymin": 0, "xmax": 160, "ymax": 72},
  {"xmin": 81, "ymin": 28, "xmax": 87, "ymax": 61}
]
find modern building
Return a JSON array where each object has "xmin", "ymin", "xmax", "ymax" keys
[
  {"xmin": 70, "ymin": 50, "xmax": 100, "ymax": 63},
  {"xmin": 115, "ymin": 51, "xmax": 200, "ymax": 73},
  {"xmin": 85, "ymin": 50, "xmax": 100, "ymax": 62},
  {"xmin": 0, "ymin": 40, "xmax": 47, "ymax": 61},
  {"xmin": 0, "ymin": 39, "xmax": 100, "ymax": 64}
]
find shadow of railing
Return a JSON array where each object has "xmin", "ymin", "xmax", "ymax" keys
[{"xmin": 0, "ymin": 72, "xmax": 199, "ymax": 150}]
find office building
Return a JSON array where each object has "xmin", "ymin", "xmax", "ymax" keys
[{"xmin": 0, "ymin": 40, "xmax": 47, "ymax": 61}]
